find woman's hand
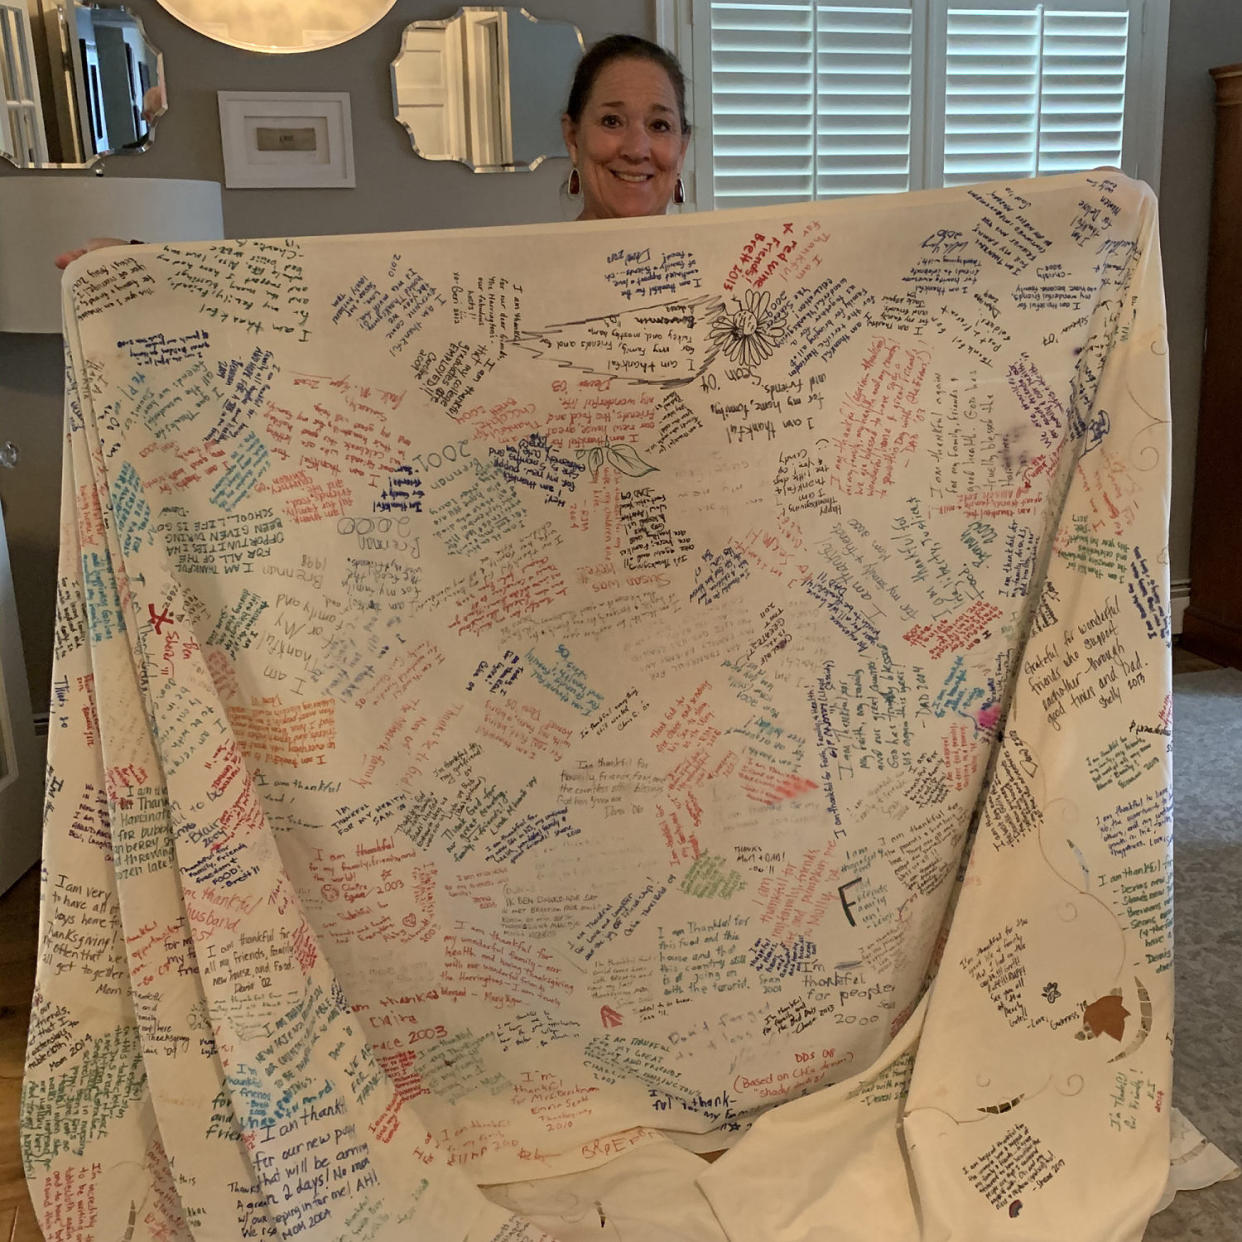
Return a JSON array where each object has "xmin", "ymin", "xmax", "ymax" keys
[{"xmin": 54, "ymin": 237, "xmax": 131, "ymax": 270}]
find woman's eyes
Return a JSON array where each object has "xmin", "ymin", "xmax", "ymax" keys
[{"xmin": 598, "ymin": 114, "xmax": 675, "ymax": 133}]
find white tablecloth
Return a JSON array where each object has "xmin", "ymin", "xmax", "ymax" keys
[{"xmin": 24, "ymin": 172, "xmax": 1181, "ymax": 1241}]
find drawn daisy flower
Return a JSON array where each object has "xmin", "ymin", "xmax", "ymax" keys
[{"xmin": 708, "ymin": 289, "xmax": 789, "ymax": 368}]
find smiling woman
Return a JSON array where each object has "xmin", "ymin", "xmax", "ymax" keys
[{"xmin": 561, "ymin": 35, "xmax": 691, "ymax": 222}]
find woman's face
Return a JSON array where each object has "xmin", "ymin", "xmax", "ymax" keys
[{"xmin": 562, "ymin": 57, "xmax": 689, "ymax": 221}]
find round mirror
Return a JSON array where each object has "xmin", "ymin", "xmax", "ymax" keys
[
  {"xmin": 152, "ymin": 0, "xmax": 396, "ymax": 54},
  {"xmin": 392, "ymin": 7, "xmax": 582, "ymax": 172},
  {"xmin": 0, "ymin": 2, "xmax": 163, "ymax": 169}
]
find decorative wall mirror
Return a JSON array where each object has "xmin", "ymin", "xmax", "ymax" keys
[
  {"xmin": 152, "ymin": 0, "xmax": 397, "ymax": 54},
  {"xmin": 392, "ymin": 7, "xmax": 582, "ymax": 172},
  {"xmin": 0, "ymin": 1, "xmax": 163, "ymax": 168}
]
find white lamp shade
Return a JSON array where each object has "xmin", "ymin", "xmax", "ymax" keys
[{"xmin": 0, "ymin": 178, "xmax": 224, "ymax": 333}]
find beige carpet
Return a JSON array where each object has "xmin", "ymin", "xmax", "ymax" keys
[{"xmin": 1144, "ymin": 667, "xmax": 1242, "ymax": 1239}]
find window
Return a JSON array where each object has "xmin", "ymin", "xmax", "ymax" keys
[
  {"xmin": 657, "ymin": 0, "xmax": 1168, "ymax": 210},
  {"xmin": 0, "ymin": 0, "xmax": 50, "ymax": 165}
]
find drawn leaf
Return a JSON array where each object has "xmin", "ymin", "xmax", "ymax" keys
[
  {"xmin": 586, "ymin": 446, "xmax": 605, "ymax": 477},
  {"xmin": 1109, "ymin": 976, "xmax": 1154, "ymax": 1062},
  {"xmin": 1084, "ymin": 993, "xmax": 1130, "ymax": 1041},
  {"xmin": 606, "ymin": 442, "xmax": 658, "ymax": 478}
]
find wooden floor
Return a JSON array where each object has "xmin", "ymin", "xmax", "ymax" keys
[
  {"xmin": 0, "ymin": 865, "xmax": 41, "ymax": 1242},
  {"xmin": 0, "ymin": 642, "xmax": 1222, "ymax": 1241},
  {"xmin": 1172, "ymin": 644, "xmax": 1224, "ymax": 676}
]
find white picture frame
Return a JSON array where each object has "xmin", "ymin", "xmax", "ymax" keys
[{"xmin": 217, "ymin": 90, "xmax": 355, "ymax": 189}]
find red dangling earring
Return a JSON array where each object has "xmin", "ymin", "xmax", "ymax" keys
[
  {"xmin": 674, "ymin": 175, "xmax": 686, "ymax": 205},
  {"xmin": 568, "ymin": 167, "xmax": 581, "ymax": 197}
]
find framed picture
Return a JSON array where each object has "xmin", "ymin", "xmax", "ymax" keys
[{"xmin": 217, "ymin": 91, "xmax": 355, "ymax": 189}]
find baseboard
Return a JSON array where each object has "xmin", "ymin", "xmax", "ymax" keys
[
  {"xmin": 1181, "ymin": 605, "xmax": 1242, "ymax": 668},
  {"xmin": 1171, "ymin": 578, "xmax": 1190, "ymax": 636}
]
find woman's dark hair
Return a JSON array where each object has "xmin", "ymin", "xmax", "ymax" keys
[{"xmin": 565, "ymin": 34, "xmax": 690, "ymax": 134}]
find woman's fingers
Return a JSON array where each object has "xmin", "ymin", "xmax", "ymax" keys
[{"xmin": 54, "ymin": 237, "xmax": 132, "ymax": 270}]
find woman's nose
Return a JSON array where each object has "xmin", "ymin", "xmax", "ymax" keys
[{"xmin": 618, "ymin": 125, "xmax": 651, "ymax": 160}]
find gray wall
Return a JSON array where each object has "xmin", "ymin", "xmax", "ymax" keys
[
  {"xmin": 1157, "ymin": 0, "xmax": 1241, "ymax": 595},
  {"xmin": 1, "ymin": 0, "xmax": 1236, "ymax": 713}
]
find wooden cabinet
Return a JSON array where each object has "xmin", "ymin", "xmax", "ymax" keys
[{"xmin": 1183, "ymin": 63, "xmax": 1242, "ymax": 668}]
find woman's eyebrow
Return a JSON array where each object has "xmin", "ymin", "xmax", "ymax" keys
[{"xmin": 595, "ymin": 100, "xmax": 675, "ymax": 113}]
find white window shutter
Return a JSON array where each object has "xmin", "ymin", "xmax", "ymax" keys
[
  {"xmin": 709, "ymin": 3, "xmax": 816, "ymax": 208},
  {"xmin": 940, "ymin": 2, "xmax": 1132, "ymax": 188},
  {"xmin": 1037, "ymin": 9, "xmax": 1130, "ymax": 174},
  {"xmin": 706, "ymin": 3, "xmax": 919, "ymax": 208},
  {"xmin": 942, "ymin": 7, "xmax": 1042, "ymax": 186},
  {"xmin": 816, "ymin": 5, "xmax": 918, "ymax": 199}
]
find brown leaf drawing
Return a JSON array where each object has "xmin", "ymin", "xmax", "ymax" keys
[{"xmin": 1084, "ymin": 993, "xmax": 1130, "ymax": 1041}]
